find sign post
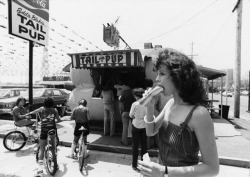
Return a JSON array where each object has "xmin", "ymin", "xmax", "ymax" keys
[
  {"xmin": 29, "ymin": 41, "xmax": 33, "ymax": 110},
  {"xmin": 8, "ymin": 0, "xmax": 49, "ymax": 111}
]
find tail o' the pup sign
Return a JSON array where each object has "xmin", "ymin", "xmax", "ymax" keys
[{"xmin": 8, "ymin": 0, "xmax": 49, "ymax": 46}]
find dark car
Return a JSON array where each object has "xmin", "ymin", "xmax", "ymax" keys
[{"xmin": 0, "ymin": 88, "xmax": 69, "ymax": 115}]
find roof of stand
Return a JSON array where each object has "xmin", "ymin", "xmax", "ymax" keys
[{"xmin": 63, "ymin": 48, "xmax": 226, "ymax": 80}]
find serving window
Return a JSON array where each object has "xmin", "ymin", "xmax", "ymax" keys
[{"xmin": 91, "ymin": 67, "xmax": 146, "ymax": 98}]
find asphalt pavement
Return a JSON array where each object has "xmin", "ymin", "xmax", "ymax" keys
[{"xmin": 0, "ymin": 143, "xmax": 250, "ymax": 177}]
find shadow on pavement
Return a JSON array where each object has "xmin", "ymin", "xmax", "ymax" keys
[{"xmin": 15, "ymin": 146, "xmax": 36, "ymax": 157}]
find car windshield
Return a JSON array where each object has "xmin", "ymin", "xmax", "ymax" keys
[
  {"xmin": 21, "ymin": 89, "xmax": 44, "ymax": 97},
  {"xmin": 0, "ymin": 90, "xmax": 9, "ymax": 97}
]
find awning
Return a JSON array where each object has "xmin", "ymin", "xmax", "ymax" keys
[
  {"xmin": 197, "ymin": 66, "xmax": 226, "ymax": 80},
  {"xmin": 68, "ymin": 49, "xmax": 144, "ymax": 69}
]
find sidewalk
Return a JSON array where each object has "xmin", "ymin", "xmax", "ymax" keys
[
  {"xmin": 1, "ymin": 144, "xmax": 249, "ymax": 177},
  {"xmin": 0, "ymin": 115, "xmax": 250, "ymax": 168}
]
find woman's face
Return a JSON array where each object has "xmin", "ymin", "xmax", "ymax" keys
[
  {"xmin": 155, "ymin": 64, "xmax": 176, "ymax": 97},
  {"xmin": 18, "ymin": 99, "xmax": 25, "ymax": 106}
]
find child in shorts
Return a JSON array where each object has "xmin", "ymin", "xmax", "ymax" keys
[
  {"xmin": 70, "ymin": 99, "xmax": 90, "ymax": 158},
  {"xmin": 27, "ymin": 97, "xmax": 61, "ymax": 177}
]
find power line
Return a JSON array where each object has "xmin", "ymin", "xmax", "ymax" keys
[
  {"xmin": 131, "ymin": 0, "xmax": 200, "ymax": 46},
  {"xmin": 180, "ymin": 3, "xmax": 234, "ymax": 29},
  {"xmin": 200, "ymin": 12, "xmax": 233, "ymax": 57},
  {"xmin": 50, "ymin": 17, "xmax": 103, "ymax": 51},
  {"xmin": 144, "ymin": 0, "xmax": 218, "ymax": 42}
]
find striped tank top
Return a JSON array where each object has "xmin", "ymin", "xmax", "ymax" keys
[
  {"xmin": 159, "ymin": 105, "xmax": 199, "ymax": 167},
  {"xmin": 40, "ymin": 108, "xmax": 57, "ymax": 132}
]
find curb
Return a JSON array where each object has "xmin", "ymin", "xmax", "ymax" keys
[
  {"xmin": 1, "ymin": 132, "xmax": 250, "ymax": 168},
  {"xmin": 58, "ymin": 140, "xmax": 250, "ymax": 169},
  {"xmin": 1, "ymin": 132, "xmax": 250, "ymax": 169}
]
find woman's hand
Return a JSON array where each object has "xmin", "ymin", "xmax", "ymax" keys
[
  {"xmin": 138, "ymin": 160, "xmax": 165, "ymax": 177},
  {"xmin": 143, "ymin": 88, "xmax": 156, "ymax": 107}
]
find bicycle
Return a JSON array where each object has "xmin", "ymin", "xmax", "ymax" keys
[
  {"xmin": 35, "ymin": 129, "xmax": 59, "ymax": 176},
  {"xmin": 3, "ymin": 114, "xmax": 40, "ymax": 151},
  {"xmin": 72, "ymin": 126, "xmax": 89, "ymax": 172}
]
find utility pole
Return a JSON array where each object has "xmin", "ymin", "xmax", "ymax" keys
[
  {"xmin": 188, "ymin": 42, "xmax": 198, "ymax": 60},
  {"xmin": 247, "ymin": 70, "xmax": 250, "ymax": 113},
  {"xmin": 232, "ymin": 0, "xmax": 242, "ymax": 118}
]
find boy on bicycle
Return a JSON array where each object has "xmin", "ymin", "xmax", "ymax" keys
[
  {"xmin": 70, "ymin": 99, "xmax": 90, "ymax": 159},
  {"xmin": 26, "ymin": 97, "xmax": 61, "ymax": 177}
]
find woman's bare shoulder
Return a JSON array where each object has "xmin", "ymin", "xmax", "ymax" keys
[{"xmin": 189, "ymin": 105, "xmax": 213, "ymax": 128}]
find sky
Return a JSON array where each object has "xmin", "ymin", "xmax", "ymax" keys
[
  {"xmin": 50, "ymin": 0, "xmax": 250, "ymax": 78},
  {"xmin": 0, "ymin": 0, "xmax": 249, "ymax": 84}
]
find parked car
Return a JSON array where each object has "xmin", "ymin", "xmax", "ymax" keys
[
  {"xmin": 222, "ymin": 91, "xmax": 233, "ymax": 97},
  {"xmin": 0, "ymin": 88, "xmax": 27, "ymax": 99},
  {"xmin": 241, "ymin": 90, "xmax": 249, "ymax": 96},
  {"xmin": 60, "ymin": 88, "xmax": 72, "ymax": 95},
  {"xmin": 0, "ymin": 88, "xmax": 69, "ymax": 115}
]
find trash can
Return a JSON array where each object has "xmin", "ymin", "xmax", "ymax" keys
[{"xmin": 219, "ymin": 105, "xmax": 230, "ymax": 119}]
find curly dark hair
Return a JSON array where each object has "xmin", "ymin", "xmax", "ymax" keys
[
  {"xmin": 43, "ymin": 97, "xmax": 55, "ymax": 108},
  {"xmin": 15, "ymin": 97, "xmax": 26, "ymax": 107},
  {"xmin": 154, "ymin": 48, "xmax": 206, "ymax": 105}
]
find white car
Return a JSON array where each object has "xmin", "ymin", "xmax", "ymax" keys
[
  {"xmin": 222, "ymin": 91, "xmax": 233, "ymax": 97},
  {"xmin": 241, "ymin": 90, "xmax": 249, "ymax": 96},
  {"xmin": 0, "ymin": 88, "xmax": 27, "ymax": 99}
]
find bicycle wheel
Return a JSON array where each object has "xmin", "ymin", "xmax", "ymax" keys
[
  {"xmin": 78, "ymin": 144, "xmax": 85, "ymax": 171},
  {"xmin": 3, "ymin": 131, "xmax": 27, "ymax": 151},
  {"xmin": 74, "ymin": 146, "xmax": 79, "ymax": 158},
  {"xmin": 35, "ymin": 146, "xmax": 40, "ymax": 163},
  {"xmin": 56, "ymin": 135, "xmax": 59, "ymax": 147},
  {"xmin": 45, "ymin": 147, "xmax": 58, "ymax": 175}
]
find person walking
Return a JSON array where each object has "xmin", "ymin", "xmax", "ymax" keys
[
  {"xmin": 101, "ymin": 81, "xmax": 116, "ymax": 136},
  {"xmin": 138, "ymin": 48, "xmax": 219, "ymax": 177},
  {"xmin": 129, "ymin": 88, "xmax": 147, "ymax": 172}
]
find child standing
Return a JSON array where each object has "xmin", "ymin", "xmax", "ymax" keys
[
  {"xmin": 129, "ymin": 88, "xmax": 147, "ymax": 171},
  {"xmin": 70, "ymin": 99, "xmax": 90, "ymax": 158}
]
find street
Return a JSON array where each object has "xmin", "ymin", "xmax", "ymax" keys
[
  {"xmin": 0, "ymin": 141, "xmax": 250, "ymax": 177},
  {"xmin": 0, "ymin": 142, "xmax": 142, "ymax": 177}
]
